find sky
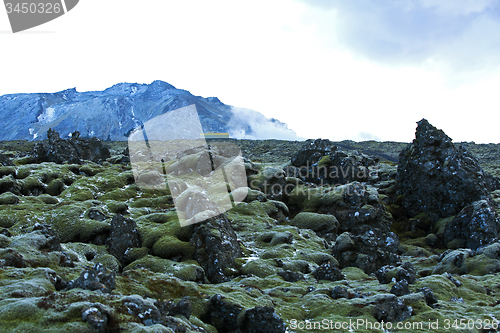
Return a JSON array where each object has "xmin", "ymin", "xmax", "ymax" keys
[{"xmin": 1, "ymin": 0, "xmax": 500, "ymax": 143}]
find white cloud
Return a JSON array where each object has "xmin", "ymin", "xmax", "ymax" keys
[{"xmin": 228, "ymin": 107, "xmax": 302, "ymax": 141}]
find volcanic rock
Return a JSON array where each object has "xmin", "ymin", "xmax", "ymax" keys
[
  {"xmin": 105, "ymin": 214, "xmax": 141, "ymax": 267},
  {"xmin": 443, "ymin": 200, "xmax": 499, "ymax": 250},
  {"xmin": 397, "ymin": 119, "xmax": 494, "ymax": 221},
  {"xmin": 33, "ymin": 129, "xmax": 110, "ymax": 164},
  {"xmin": 288, "ymin": 139, "xmax": 378, "ymax": 185},
  {"xmin": 190, "ymin": 213, "xmax": 243, "ymax": 283},
  {"xmin": 333, "ymin": 230, "xmax": 400, "ymax": 274},
  {"xmin": 68, "ymin": 263, "xmax": 116, "ymax": 293}
]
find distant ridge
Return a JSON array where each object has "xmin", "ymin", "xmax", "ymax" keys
[{"xmin": 0, "ymin": 80, "xmax": 297, "ymax": 141}]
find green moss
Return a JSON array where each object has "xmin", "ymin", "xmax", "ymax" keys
[
  {"xmin": 433, "ymin": 216, "xmax": 454, "ymax": 236},
  {"xmin": 38, "ymin": 194, "xmax": 59, "ymax": 204},
  {"xmin": 0, "ymin": 209, "xmax": 31, "ymax": 228},
  {"xmin": 124, "ymin": 255, "xmax": 204, "ymax": 282},
  {"xmin": 0, "ymin": 234, "xmax": 11, "ymax": 248},
  {"xmin": 261, "ymin": 245, "xmax": 295, "ymax": 259},
  {"xmin": 137, "ymin": 212, "xmax": 191, "ymax": 248},
  {"xmin": 105, "ymin": 200, "xmax": 129, "ymax": 215},
  {"xmin": 152, "ymin": 235, "xmax": 195, "ymax": 260},
  {"xmin": 78, "ymin": 163, "xmax": 104, "ymax": 176},
  {"xmin": 0, "ymin": 166, "xmax": 15, "ymax": 177},
  {"xmin": 124, "ymin": 247, "xmax": 149, "ymax": 263},
  {"xmin": 0, "ymin": 192, "xmax": 19, "ymax": 205},
  {"xmin": 342, "ymin": 267, "xmax": 372, "ymax": 281},
  {"xmin": 241, "ymin": 259, "xmax": 279, "ymax": 278},
  {"xmin": 414, "ymin": 275, "xmax": 458, "ymax": 302},
  {"xmin": 93, "ymin": 253, "xmax": 120, "ymax": 272},
  {"xmin": 465, "ymin": 254, "xmax": 500, "ymax": 276},
  {"xmin": 60, "ymin": 182, "xmax": 97, "ymax": 201},
  {"xmin": 19, "ymin": 176, "xmax": 46, "ymax": 194},
  {"xmin": 43, "ymin": 204, "xmax": 110, "ymax": 242},
  {"xmin": 46, "ymin": 179, "xmax": 65, "ymax": 196},
  {"xmin": 288, "ymin": 212, "xmax": 338, "ymax": 232},
  {"xmin": 317, "ymin": 155, "xmax": 331, "ymax": 168}
]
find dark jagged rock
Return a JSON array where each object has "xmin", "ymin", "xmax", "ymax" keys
[
  {"xmin": 190, "ymin": 214, "xmax": 243, "ymax": 283},
  {"xmin": 204, "ymin": 294, "xmax": 243, "ymax": 333},
  {"xmin": 33, "ymin": 129, "xmax": 110, "ymax": 164},
  {"xmin": 46, "ymin": 270, "xmax": 69, "ymax": 291},
  {"xmin": 333, "ymin": 230, "xmax": 400, "ymax": 274},
  {"xmin": 88, "ymin": 207, "xmax": 107, "ymax": 221},
  {"xmin": 397, "ymin": 119, "xmax": 494, "ymax": 222},
  {"xmin": 375, "ymin": 262, "xmax": 416, "ymax": 284},
  {"xmin": 105, "ymin": 214, "xmax": 141, "ymax": 267},
  {"xmin": 165, "ymin": 297, "xmax": 193, "ymax": 319},
  {"xmin": 319, "ymin": 182, "xmax": 394, "ymax": 235},
  {"xmin": 68, "ymin": 263, "xmax": 116, "ymax": 293},
  {"xmin": 204, "ymin": 294, "xmax": 285, "ymax": 333},
  {"xmin": 330, "ymin": 286, "xmax": 350, "ymax": 299},
  {"xmin": 312, "ymin": 260, "xmax": 344, "ymax": 281},
  {"xmin": 288, "ymin": 139, "xmax": 378, "ymax": 185},
  {"xmin": 417, "ymin": 287, "xmax": 438, "ymax": 307},
  {"xmin": 240, "ymin": 306, "xmax": 286, "ymax": 333},
  {"xmin": 390, "ymin": 279, "xmax": 410, "ymax": 296},
  {"xmin": 374, "ymin": 294, "xmax": 412, "ymax": 322},
  {"xmin": 82, "ymin": 304, "xmax": 110, "ymax": 333},
  {"xmin": 32, "ymin": 223, "xmax": 61, "ymax": 252},
  {"xmin": 278, "ymin": 270, "xmax": 304, "ymax": 282},
  {"xmin": 290, "ymin": 139, "xmax": 337, "ymax": 168},
  {"xmin": 443, "ymin": 200, "xmax": 499, "ymax": 250},
  {"xmin": 123, "ymin": 295, "xmax": 163, "ymax": 326}
]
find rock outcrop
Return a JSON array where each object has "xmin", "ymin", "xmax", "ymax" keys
[
  {"xmin": 287, "ymin": 139, "xmax": 378, "ymax": 186},
  {"xmin": 190, "ymin": 213, "xmax": 243, "ymax": 283},
  {"xmin": 397, "ymin": 119, "xmax": 494, "ymax": 222},
  {"xmin": 33, "ymin": 129, "xmax": 110, "ymax": 164},
  {"xmin": 105, "ymin": 214, "xmax": 141, "ymax": 268},
  {"xmin": 443, "ymin": 200, "xmax": 499, "ymax": 250}
]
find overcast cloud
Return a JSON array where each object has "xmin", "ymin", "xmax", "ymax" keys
[
  {"xmin": 298, "ymin": 0, "xmax": 500, "ymax": 72},
  {"xmin": 1, "ymin": 1, "xmax": 500, "ymax": 143}
]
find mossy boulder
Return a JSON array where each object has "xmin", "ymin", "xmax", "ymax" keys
[
  {"xmin": 289, "ymin": 212, "xmax": 339, "ymax": 236},
  {"xmin": 241, "ymin": 258, "xmax": 280, "ymax": 278},
  {"xmin": 0, "ymin": 166, "xmax": 15, "ymax": 178},
  {"xmin": 152, "ymin": 235, "xmax": 195, "ymax": 261},
  {"xmin": 43, "ymin": 204, "xmax": 110, "ymax": 242},
  {"xmin": 0, "ymin": 192, "xmax": 19, "ymax": 205},
  {"xmin": 124, "ymin": 255, "xmax": 205, "ymax": 282},
  {"xmin": 46, "ymin": 178, "xmax": 65, "ymax": 196}
]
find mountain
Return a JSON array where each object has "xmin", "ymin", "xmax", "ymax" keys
[{"xmin": 0, "ymin": 80, "xmax": 297, "ymax": 141}]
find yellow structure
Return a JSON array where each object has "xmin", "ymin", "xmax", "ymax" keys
[{"xmin": 201, "ymin": 132, "xmax": 230, "ymax": 139}]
